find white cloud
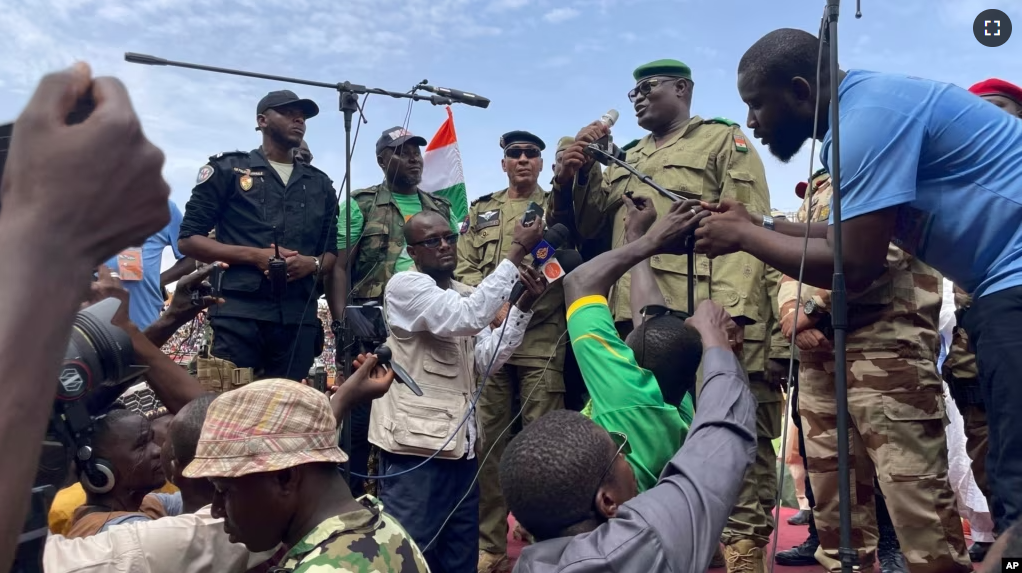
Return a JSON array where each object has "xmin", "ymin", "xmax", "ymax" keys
[
  {"xmin": 488, "ymin": 0, "xmax": 530, "ymax": 11},
  {"xmin": 543, "ymin": 7, "xmax": 580, "ymax": 23}
]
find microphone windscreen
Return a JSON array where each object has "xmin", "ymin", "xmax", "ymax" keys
[
  {"xmin": 544, "ymin": 223, "xmax": 571, "ymax": 248},
  {"xmin": 553, "ymin": 249, "xmax": 584, "ymax": 274}
]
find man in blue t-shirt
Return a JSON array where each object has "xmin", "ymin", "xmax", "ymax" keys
[
  {"xmin": 693, "ymin": 27, "xmax": 1022, "ymax": 540},
  {"xmin": 105, "ymin": 200, "xmax": 193, "ymax": 330}
]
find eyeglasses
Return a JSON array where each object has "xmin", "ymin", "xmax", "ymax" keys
[
  {"xmin": 627, "ymin": 76, "xmax": 683, "ymax": 102},
  {"xmin": 504, "ymin": 147, "xmax": 542, "ymax": 159},
  {"xmin": 410, "ymin": 233, "xmax": 459, "ymax": 249},
  {"xmin": 592, "ymin": 431, "xmax": 630, "ymax": 506}
]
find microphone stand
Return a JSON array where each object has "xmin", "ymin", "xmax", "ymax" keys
[
  {"xmin": 124, "ymin": 53, "xmax": 467, "ymax": 486},
  {"xmin": 823, "ymin": 2, "xmax": 858, "ymax": 571},
  {"xmin": 586, "ymin": 144, "xmax": 696, "ymax": 315}
]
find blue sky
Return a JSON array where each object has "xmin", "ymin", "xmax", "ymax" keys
[{"xmin": 1, "ymin": 0, "xmax": 1019, "ymax": 269}]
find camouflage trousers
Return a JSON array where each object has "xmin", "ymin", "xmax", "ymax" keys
[
  {"xmin": 477, "ymin": 363, "xmax": 565, "ymax": 554},
  {"xmin": 799, "ymin": 355, "xmax": 972, "ymax": 573},
  {"xmin": 721, "ymin": 377, "xmax": 782, "ymax": 547}
]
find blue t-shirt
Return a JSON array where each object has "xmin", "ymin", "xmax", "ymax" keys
[
  {"xmin": 105, "ymin": 201, "xmax": 185, "ymax": 330},
  {"xmin": 822, "ymin": 70, "xmax": 1022, "ymax": 298}
]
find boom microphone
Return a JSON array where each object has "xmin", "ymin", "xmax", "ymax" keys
[
  {"xmin": 508, "ymin": 223, "xmax": 572, "ymax": 305},
  {"xmin": 419, "ymin": 85, "xmax": 491, "ymax": 109}
]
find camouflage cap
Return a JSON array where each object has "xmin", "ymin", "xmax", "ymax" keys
[
  {"xmin": 633, "ymin": 59, "xmax": 692, "ymax": 82},
  {"xmin": 555, "ymin": 136, "xmax": 575, "ymax": 153},
  {"xmin": 182, "ymin": 379, "xmax": 347, "ymax": 479}
]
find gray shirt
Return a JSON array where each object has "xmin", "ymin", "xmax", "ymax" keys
[{"xmin": 513, "ymin": 347, "xmax": 757, "ymax": 573}]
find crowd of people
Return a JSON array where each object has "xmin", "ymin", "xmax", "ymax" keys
[{"xmin": 3, "ymin": 23, "xmax": 1022, "ymax": 573}]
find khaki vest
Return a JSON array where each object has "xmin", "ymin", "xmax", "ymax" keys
[{"xmin": 368, "ymin": 279, "xmax": 481, "ymax": 460}]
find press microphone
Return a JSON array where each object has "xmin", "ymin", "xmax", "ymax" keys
[
  {"xmin": 508, "ymin": 223, "xmax": 572, "ymax": 305},
  {"xmin": 419, "ymin": 85, "xmax": 491, "ymax": 109},
  {"xmin": 598, "ymin": 109, "xmax": 619, "ymax": 128}
]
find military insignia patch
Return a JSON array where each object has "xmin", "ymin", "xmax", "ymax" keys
[
  {"xmin": 819, "ymin": 205, "xmax": 831, "ymax": 219},
  {"xmin": 240, "ymin": 175, "xmax": 253, "ymax": 191},
  {"xmin": 475, "ymin": 210, "xmax": 500, "ymax": 230},
  {"xmin": 196, "ymin": 165, "xmax": 214, "ymax": 184},
  {"xmin": 733, "ymin": 135, "xmax": 749, "ymax": 153},
  {"xmin": 459, "ymin": 217, "xmax": 470, "ymax": 234}
]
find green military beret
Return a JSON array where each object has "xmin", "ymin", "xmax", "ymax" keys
[
  {"xmin": 499, "ymin": 130, "xmax": 546, "ymax": 151},
  {"xmin": 633, "ymin": 59, "xmax": 692, "ymax": 82},
  {"xmin": 555, "ymin": 136, "xmax": 575, "ymax": 153}
]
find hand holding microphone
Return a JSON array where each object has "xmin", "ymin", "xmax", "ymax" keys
[{"xmin": 555, "ymin": 110, "xmax": 617, "ymax": 187}]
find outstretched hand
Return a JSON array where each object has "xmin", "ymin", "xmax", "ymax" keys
[
  {"xmin": 644, "ymin": 199, "xmax": 709, "ymax": 255},
  {"xmin": 623, "ymin": 194, "xmax": 657, "ymax": 243},
  {"xmin": 693, "ymin": 199, "xmax": 756, "ymax": 258}
]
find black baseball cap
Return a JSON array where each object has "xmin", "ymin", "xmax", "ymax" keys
[
  {"xmin": 376, "ymin": 126, "xmax": 427, "ymax": 154},
  {"xmin": 256, "ymin": 90, "xmax": 320, "ymax": 119}
]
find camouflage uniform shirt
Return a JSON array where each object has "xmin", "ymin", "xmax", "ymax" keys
[{"xmin": 277, "ymin": 495, "xmax": 428, "ymax": 573}]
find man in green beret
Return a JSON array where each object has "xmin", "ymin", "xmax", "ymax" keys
[
  {"xmin": 551, "ymin": 58, "xmax": 779, "ymax": 572},
  {"xmin": 456, "ymin": 130, "xmax": 569, "ymax": 573}
]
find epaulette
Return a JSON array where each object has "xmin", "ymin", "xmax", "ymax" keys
[
  {"xmin": 812, "ymin": 167, "xmax": 829, "ymax": 179},
  {"xmin": 702, "ymin": 117, "xmax": 739, "ymax": 127},
  {"xmin": 207, "ymin": 150, "xmax": 248, "ymax": 162},
  {"xmin": 302, "ymin": 162, "xmax": 331, "ymax": 178},
  {"xmin": 429, "ymin": 192, "xmax": 453, "ymax": 207},
  {"xmin": 621, "ymin": 139, "xmax": 641, "ymax": 152},
  {"xmin": 470, "ymin": 192, "xmax": 494, "ymax": 206}
]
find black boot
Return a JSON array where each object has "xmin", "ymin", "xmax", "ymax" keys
[
  {"xmin": 969, "ymin": 542, "xmax": 992, "ymax": 562},
  {"xmin": 876, "ymin": 492, "xmax": 908, "ymax": 573},
  {"xmin": 787, "ymin": 509, "xmax": 812, "ymax": 526},
  {"xmin": 775, "ymin": 514, "xmax": 819, "ymax": 566}
]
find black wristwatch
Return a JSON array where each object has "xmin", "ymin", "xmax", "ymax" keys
[
  {"xmin": 803, "ymin": 299, "xmax": 820, "ymax": 316},
  {"xmin": 330, "ymin": 320, "xmax": 343, "ymax": 335}
]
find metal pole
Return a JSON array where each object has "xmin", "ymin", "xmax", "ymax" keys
[
  {"xmin": 825, "ymin": 2, "xmax": 855, "ymax": 571},
  {"xmin": 339, "ymin": 92, "xmax": 359, "ymax": 485}
]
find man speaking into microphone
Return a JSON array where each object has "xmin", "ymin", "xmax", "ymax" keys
[
  {"xmin": 456, "ymin": 130, "xmax": 571, "ymax": 572},
  {"xmin": 551, "ymin": 59, "xmax": 779, "ymax": 570}
]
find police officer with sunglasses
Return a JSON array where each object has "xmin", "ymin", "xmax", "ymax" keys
[{"xmin": 455, "ymin": 130, "xmax": 572, "ymax": 572}]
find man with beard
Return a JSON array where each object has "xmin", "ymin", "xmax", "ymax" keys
[
  {"xmin": 695, "ymin": 27, "xmax": 1022, "ymax": 567},
  {"xmin": 552, "ymin": 59, "xmax": 777, "ymax": 572},
  {"xmin": 325, "ymin": 126, "xmax": 459, "ymax": 497},
  {"xmin": 455, "ymin": 131, "xmax": 569, "ymax": 573},
  {"xmin": 969, "ymin": 78, "xmax": 1022, "ymax": 118},
  {"xmin": 179, "ymin": 90, "xmax": 338, "ymax": 383}
]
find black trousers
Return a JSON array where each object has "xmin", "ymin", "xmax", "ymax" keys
[
  {"xmin": 964, "ymin": 284, "xmax": 1022, "ymax": 534},
  {"xmin": 379, "ymin": 451, "xmax": 479, "ymax": 573},
  {"xmin": 210, "ymin": 315, "xmax": 322, "ymax": 381}
]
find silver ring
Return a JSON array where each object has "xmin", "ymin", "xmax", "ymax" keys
[{"xmin": 109, "ymin": 272, "xmax": 121, "ymax": 279}]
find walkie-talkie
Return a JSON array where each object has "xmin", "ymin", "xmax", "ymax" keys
[{"xmin": 268, "ymin": 229, "xmax": 288, "ymax": 299}]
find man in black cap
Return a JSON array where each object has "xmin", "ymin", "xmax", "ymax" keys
[
  {"xmin": 325, "ymin": 125, "xmax": 458, "ymax": 497},
  {"xmin": 178, "ymin": 89, "xmax": 338, "ymax": 385},
  {"xmin": 455, "ymin": 130, "xmax": 569, "ymax": 573}
]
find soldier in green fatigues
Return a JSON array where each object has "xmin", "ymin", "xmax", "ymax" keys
[
  {"xmin": 325, "ymin": 126, "xmax": 458, "ymax": 498},
  {"xmin": 552, "ymin": 59, "xmax": 775, "ymax": 572},
  {"xmin": 456, "ymin": 131, "xmax": 567, "ymax": 573}
]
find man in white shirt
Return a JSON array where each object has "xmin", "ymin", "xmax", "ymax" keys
[{"xmin": 368, "ymin": 210, "xmax": 546, "ymax": 572}]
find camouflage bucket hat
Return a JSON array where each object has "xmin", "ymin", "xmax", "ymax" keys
[{"xmin": 183, "ymin": 379, "xmax": 347, "ymax": 479}]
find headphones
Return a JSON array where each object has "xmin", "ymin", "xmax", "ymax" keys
[{"xmin": 78, "ymin": 444, "xmax": 116, "ymax": 495}]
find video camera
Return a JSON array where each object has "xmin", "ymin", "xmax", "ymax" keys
[
  {"xmin": 14, "ymin": 298, "xmax": 148, "ymax": 573},
  {"xmin": 344, "ymin": 303, "xmax": 423, "ymax": 396}
]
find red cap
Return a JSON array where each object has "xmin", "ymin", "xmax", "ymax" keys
[
  {"xmin": 795, "ymin": 181, "xmax": 808, "ymax": 199},
  {"xmin": 968, "ymin": 78, "xmax": 1022, "ymax": 105}
]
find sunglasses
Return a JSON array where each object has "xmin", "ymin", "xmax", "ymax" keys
[
  {"xmin": 592, "ymin": 431, "xmax": 630, "ymax": 506},
  {"xmin": 410, "ymin": 233, "xmax": 459, "ymax": 249},
  {"xmin": 627, "ymin": 76, "xmax": 683, "ymax": 102},
  {"xmin": 505, "ymin": 147, "xmax": 542, "ymax": 160}
]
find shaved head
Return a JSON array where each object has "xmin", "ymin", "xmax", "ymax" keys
[{"xmin": 403, "ymin": 210, "xmax": 449, "ymax": 244}]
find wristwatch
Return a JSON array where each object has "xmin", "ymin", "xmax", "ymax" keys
[
  {"xmin": 803, "ymin": 299, "xmax": 820, "ymax": 316},
  {"xmin": 312, "ymin": 256, "xmax": 322, "ymax": 275},
  {"xmin": 330, "ymin": 320, "xmax": 343, "ymax": 335},
  {"xmin": 761, "ymin": 214, "xmax": 775, "ymax": 231}
]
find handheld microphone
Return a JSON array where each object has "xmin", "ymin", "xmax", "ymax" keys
[
  {"xmin": 373, "ymin": 344, "xmax": 423, "ymax": 396},
  {"xmin": 419, "ymin": 85, "xmax": 491, "ymax": 109},
  {"xmin": 508, "ymin": 223, "xmax": 572, "ymax": 305},
  {"xmin": 590, "ymin": 109, "xmax": 625, "ymax": 166}
]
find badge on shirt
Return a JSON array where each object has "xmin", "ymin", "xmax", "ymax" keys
[
  {"xmin": 458, "ymin": 216, "xmax": 470, "ymax": 235},
  {"xmin": 733, "ymin": 135, "xmax": 749, "ymax": 153},
  {"xmin": 116, "ymin": 248, "xmax": 144, "ymax": 281},
  {"xmin": 475, "ymin": 210, "xmax": 500, "ymax": 230},
  {"xmin": 196, "ymin": 165, "xmax": 214, "ymax": 184},
  {"xmin": 240, "ymin": 174, "xmax": 253, "ymax": 191}
]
